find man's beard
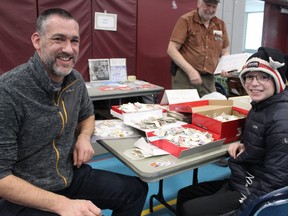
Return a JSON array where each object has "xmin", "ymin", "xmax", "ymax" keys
[
  {"xmin": 45, "ymin": 54, "xmax": 74, "ymax": 77},
  {"xmin": 52, "ymin": 62, "xmax": 73, "ymax": 77},
  {"xmin": 199, "ymin": 10, "xmax": 215, "ymax": 22}
]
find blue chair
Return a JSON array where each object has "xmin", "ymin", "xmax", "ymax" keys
[{"xmin": 240, "ymin": 186, "xmax": 288, "ymax": 216}]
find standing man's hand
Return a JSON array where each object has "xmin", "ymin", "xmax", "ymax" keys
[
  {"xmin": 220, "ymin": 70, "xmax": 232, "ymax": 78},
  {"xmin": 189, "ymin": 71, "xmax": 202, "ymax": 85},
  {"xmin": 167, "ymin": 41, "xmax": 202, "ymax": 85}
]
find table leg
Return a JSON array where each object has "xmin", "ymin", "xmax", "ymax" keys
[
  {"xmin": 149, "ymin": 179, "xmax": 176, "ymax": 213},
  {"xmin": 193, "ymin": 168, "xmax": 198, "ymax": 185},
  {"xmin": 149, "ymin": 168, "xmax": 200, "ymax": 213}
]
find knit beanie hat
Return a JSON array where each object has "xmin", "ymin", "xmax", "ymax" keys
[
  {"xmin": 239, "ymin": 47, "xmax": 287, "ymax": 93},
  {"xmin": 203, "ymin": 0, "xmax": 220, "ymax": 4}
]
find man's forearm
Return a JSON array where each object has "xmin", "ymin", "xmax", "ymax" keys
[
  {"xmin": 167, "ymin": 41, "xmax": 199, "ymax": 80},
  {"xmin": 221, "ymin": 46, "xmax": 230, "ymax": 56},
  {"xmin": 0, "ymin": 175, "xmax": 68, "ymax": 214},
  {"xmin": 76, "ymin": 115, "xmax": 95, "ymax": 138}
]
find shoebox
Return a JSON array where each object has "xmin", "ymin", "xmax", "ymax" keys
[
  {"xmin": 169, "ymin": 99, "xmax": 233, "ymax": 113},
  {"xmin": 146, "ymin": 124, "xmax": 224, "ymax": 158},
  {"xmin": 110, "ymin": 104, "xmax": 163, "ymax": 124},
  {"xmin": 191, "ymin": 105, "xmax": 248, "ymax": 144}
]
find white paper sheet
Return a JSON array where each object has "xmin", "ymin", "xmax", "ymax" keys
[
  {"xmin": 123, "ymin": 137, "xmax": 169, "ymax": 160},
  {"xmin": 160, "ymin": 89, "xmax": 200, "ymax": 105},
  {"xmin": 214, "ymin": 53, "xmax": 251, "ymax": 74}
]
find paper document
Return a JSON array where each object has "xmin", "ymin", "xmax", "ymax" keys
[
  {"xmin": 214, "ymin": 53, "xmax": 251, "ymax": 74},
  {"xmin": 109, "ymin": 58, "xmax": 127, "ymax": 81},
  {"xmin": 123, "ymin": 137, "xmax": 169, "ymax": 160},
  {"xmin": 160, "ymin": 89, "xmax": 200, "ymax": 105}
]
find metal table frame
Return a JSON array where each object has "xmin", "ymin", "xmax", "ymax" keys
[{"xmin": 97, "ymin": 137, "xmax": 229, "ymax": 213}]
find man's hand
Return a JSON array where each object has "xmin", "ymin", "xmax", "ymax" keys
[
  {"xmin": 228, "ymin": 142, "xmax": 245, "ymax": 159},
  {"xmin": 0, "ymin": 175, "xmax": 101, "ymax": 216},
  {"xmin": 57, "ymin": 198, "xmax": 102, "ymax": 216},
  {"xmin": 189, "ymin": 70, "xmax": 202, "ymax": 85},
  {"xmin": 220, "ymin": 70, "xmax": 233, "ymax": 78},
  {"xmin": 190, "ymin": 77, "xmax": 202, "ymax": 85},
  {"xmin": 73, "ymin": 133, "xmax": 95, "ymax": 168}
]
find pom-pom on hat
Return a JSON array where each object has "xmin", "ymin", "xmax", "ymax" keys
[{"xmin": 239, "ymin": 47, "xmax": 287, "ymax": 93}]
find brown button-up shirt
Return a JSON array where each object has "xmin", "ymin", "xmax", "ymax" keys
[{"xmin": 170, "ymin": 9, "xmax": 229, "ymax": 74}]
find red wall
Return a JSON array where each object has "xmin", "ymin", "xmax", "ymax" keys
[
  {"xmin": 0, "ymin": 0, "xmax": 36, "ymax": 74},
  {"xmin": 0, "ymin": 0, "xmax": 137, "ymax": 81},
  {"xmin": 136, "ymin": 0, "xmax": 197, "ymax": 91},
  {"xmin": 262, "ymin": 1, "xmax": 288, "ymax": 53}
]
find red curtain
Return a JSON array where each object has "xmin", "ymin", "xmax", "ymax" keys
[
  {"xmin": 0, "ymin": 0, "xmax": 36, "ymax": 74},
  {"xmin": 136, "ymin": 0, "xmax": 197, "ymax": 91},
  {"xmin": 262, "ymin": 2, "xmax": 288, "ymax": 53},
  {"xmin": 91, "ymin": 0, "xmax": 137, "ymax": 76}
]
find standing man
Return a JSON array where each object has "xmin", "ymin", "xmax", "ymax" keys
[
  {"xmin": 167, "ymin": 0, "xmax": 230, "ymax": 97},
  {"xmin": 0, "ymin": 8, "xmax": 147, "ymax": 216}
]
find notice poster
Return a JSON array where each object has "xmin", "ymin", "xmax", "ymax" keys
[
  {"xmin": 94, "ymin": 12, "xmax": 117, "ymax": 31},
  {"xmin": 109, "ymin": 58, "xmax": 127, "ymax": 81}
]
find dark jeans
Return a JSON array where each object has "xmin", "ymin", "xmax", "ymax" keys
[
  {"xmin": 0, "ymin": 164, "xmax": 148, "ymax": 216},
  {"xmin": 177, "ymin": 179, "xmax": 242, "ymax": 216}
]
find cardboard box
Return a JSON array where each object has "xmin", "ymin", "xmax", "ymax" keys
[
  {"xmin": 169, "ymin": 99, "xmax": 233, "ymax": 113},
  {"xmin": 146, "ymin": 124, "xmax": 224, "ymax": 158},
  {"xmin": 229, "ymin": 95, "xmax": 252, "ymax": 111},
  {"xmin": 192, "ymin": 106, "xmax": 248, "ymax": 143},
  {"xmin": 110, "ymin": 105, "xmax": 163, "ymax": 123}
]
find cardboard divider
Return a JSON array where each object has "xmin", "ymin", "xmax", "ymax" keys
[
  {"xmin": 229, "ymin": 95, "xmax": 252, "ymax": 111},
  {"xmin": 169, "ymin": 99, "xmax": 233, "ymax": 113},
  {"xmin": 169, "ymin": 100, "xmax": 208, "ymax": 113}
]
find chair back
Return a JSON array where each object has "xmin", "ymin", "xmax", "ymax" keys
[{"xmin": 241, "ymin": 186, "xmax": 288, "ymax": 216}]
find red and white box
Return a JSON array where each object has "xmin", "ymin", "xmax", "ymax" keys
[
  {"xmin": 146, "ymin": 124, "xmax": 224, "ymax": 158},
  {"xmin": 191, "ymin": 106, "xmax": 248, "ymax": 144},
  {"xmin": 110, "ymin": 105, "xmax": 163, "ymax": 124}
]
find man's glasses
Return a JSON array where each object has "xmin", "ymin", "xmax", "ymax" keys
[{"xmin": 242, "ymin": 73, "xmax": 272, "ymax": 84}]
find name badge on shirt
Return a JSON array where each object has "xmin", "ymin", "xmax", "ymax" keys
[{"xmin": 213, "ymin": 30, "xmax": 223, "ymax": 41}]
